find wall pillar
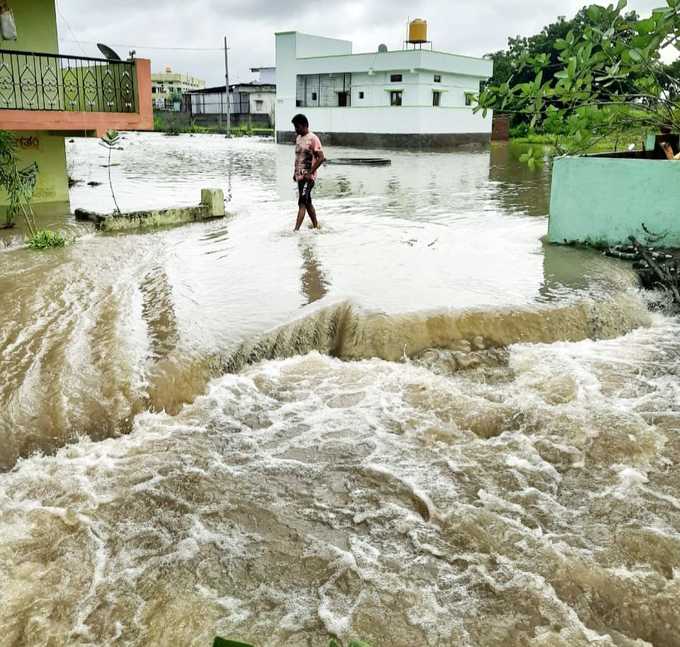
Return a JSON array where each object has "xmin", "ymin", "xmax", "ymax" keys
[{"xmin": 0, "ymin": 131, "xmax": 69, "ymax": 210}]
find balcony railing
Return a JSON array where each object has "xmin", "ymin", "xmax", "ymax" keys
[{"xmin": 0, "ymin": 49, "xmax": 137, "ymax": 113}]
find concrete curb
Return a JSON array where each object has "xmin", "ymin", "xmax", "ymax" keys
[{"xmin": 75, "ymin": 188, "xmax": 226, "ymax": 232}]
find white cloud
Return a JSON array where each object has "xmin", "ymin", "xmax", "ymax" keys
[{"xmin": 56, "ymin": 0, "xmax": 676, "ymax": 85}]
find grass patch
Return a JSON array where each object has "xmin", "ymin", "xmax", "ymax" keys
[
  {"xmin": 27, "ymin": 229, "xmax": 66, "ymax": 250},
  {"xmin": 153, "ymin": 117, "xmax": 273, "ymax": 138},
  {"xmin": 511, "ymin": 129, "xmax": 652, "ymax": 155}
]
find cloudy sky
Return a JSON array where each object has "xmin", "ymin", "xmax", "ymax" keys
[{"xmin": 57, "ymin": 0, "xmax": 672, "ymax": 85}]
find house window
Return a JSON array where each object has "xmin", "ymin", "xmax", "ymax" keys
[
  {"xmin": 433, "ymin": 91, "xmax": 441, "ymax": 107},
  {"xmin": 358, "ymin": 91, "xmax": 365, "ymax": 99},
  {"xmin": 311, "ymin": 92, "xmax": 317, "ymax": 101},
  {"xmin": 434, "ymin": 74, "xmax": 441, "ymax": 83},
  {"xmin": 255, "ymin": 99, "xmax": 264, "ymax": 111},
  {"xmin": 465, "ymin": 92, "xmax": 474, "ymax": 106},
  {"xmin": 390, "ymin": 90, "xmax": 403, "ymax": 106},
  {"xmin": 338, "ymin": 91, "xmax": 349, "ymax": 107},
  {"xmin": 390, "ymin": 74, "xmax": 402, "ymax": 83}
]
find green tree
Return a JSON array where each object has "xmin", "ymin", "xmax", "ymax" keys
[
  {"xmin": 661, "ymin": 58, "xmax": 680, "ymax": 99},
  {"xmin": 477, "ymin": 0, "xmax": 680, "ymax": 153},
  {"xmin": 489, "ymin": 6, "xmax": 643, "ymax": 86}
]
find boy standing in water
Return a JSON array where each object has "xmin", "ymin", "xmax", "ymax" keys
[{"xmin": 292, "ymin": 114, "xmax": 325, "ymax": 231}]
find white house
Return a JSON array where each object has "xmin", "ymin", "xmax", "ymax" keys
[
  {"xmin": 275, "ymin": 31, "xmax": 493, "ymax": 147},
  {"xmin": 250, "ymin": 66, "xmax": 276, "ymax": 85},
  {"xmin": 188, "ymin": 67, "xmax": 276, "ymax": 127}
]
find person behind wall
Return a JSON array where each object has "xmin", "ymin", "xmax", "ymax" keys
[
  {"xmin": 291, "ymin": 114, "xmax": 325, "ymax": 231},
  {"xmin": 660, "ymin": 141, "xmax": 680, "ymax": 160}
]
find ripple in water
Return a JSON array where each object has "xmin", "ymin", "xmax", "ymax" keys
[
  {"xmin": 2, "ymin": 135, "xmax": 679, "ymax": 645},
  {"xmin": 1, "ymin": 317, "xmax": 680, "ymax": 646}
]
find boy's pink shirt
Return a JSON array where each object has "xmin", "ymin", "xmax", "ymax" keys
[{"xmin": 294, "ymin": 132, "xmax": 323, "ymax": 181}]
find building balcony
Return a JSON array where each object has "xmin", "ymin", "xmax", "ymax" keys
[{"xmin": 0, "ymin": 49, "xmax": 153, "ymax": 136}]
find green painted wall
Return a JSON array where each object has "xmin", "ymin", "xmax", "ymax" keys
[
  {"xmin": 548, "ymin": 156, "xmax": 680, "ymax": 247},
  {"xmin": 0, "ymin": 132, "xmax": 68, "ymax": 212},
  {"xmin": 0, "ymin": 2, "xmax": 69, "ymax": 211},
  {"xmin": 3, "ymin": 0, "xmax": 58, "ymax": 53}
]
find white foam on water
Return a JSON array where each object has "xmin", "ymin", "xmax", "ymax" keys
[{"xmin": 1, "ymin": 315, "xmax": 680, "ymax": 645}]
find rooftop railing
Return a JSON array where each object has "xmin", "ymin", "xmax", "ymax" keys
[{"xmin": 0, "ymin": 49, "xmax": 137, "ymax": 113}]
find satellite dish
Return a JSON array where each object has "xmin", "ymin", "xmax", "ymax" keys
[
  {"xmin": 97, "ymin": 43, "xmax": 122, "ymax": 61},
  {"xmin": 378, "ymin": 43, "xmax": 388, "ymax": 53}
]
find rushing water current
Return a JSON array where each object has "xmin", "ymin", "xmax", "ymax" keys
[{"xmin": 1, "ymin": 134, "xmax": 679, "ymax": 646}]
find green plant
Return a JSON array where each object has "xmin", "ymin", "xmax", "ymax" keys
[
  {"xmin": 188, "ymin": 122, "xmax": 209, "ymax": 134},
  {"xmin": 0, "ymin": 130, "xmax": 39, "ymax": 233},
  {"xmin": 26, "ymin": 229, "xmax": 66, "ymax": 250},
  {"xmin": 477, "ymin": 0, "xmax": 680, "ymax": 155},
  {"xmin": 519, "ymin": 147, "xmax": 542, "ymax": 169},
  {"xmin": 213, "ymin": 639, "xmax": 254, "ymax": 647},
  {"xmin": 509, "ymin": 122, "xmax": 530, "ymax": 138},
  {"xmin": 99, "ymin": 129, "xmax": 122, "ymax": 213}
]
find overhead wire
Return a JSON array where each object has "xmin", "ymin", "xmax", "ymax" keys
[
  {"xmin": 58, "ymin": 39, "xmax": 223, "ymax": 52},
  {"xmin": 54, "ymin": 0, "xmax": 88, "ymax": 56}
]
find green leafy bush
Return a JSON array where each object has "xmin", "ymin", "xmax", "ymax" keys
[
  {"xmin": 188, "ymin": 123, "xmax": 210, "ymax": 134},
  {"xmin": 509, "ymin": 122, "xmax": 529, "ymax": 138},
  {"xmin": 478, "ymin": 0, "xmax": 680, "ymax": 155},
  {"xmin": 27, "ymin": 229, "xmax": 66, "ymax": 250}
]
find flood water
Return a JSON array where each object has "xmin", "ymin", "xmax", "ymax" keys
[{"xmin": 1, "ymin": 134, "xmax": 679, "ymax": 646}]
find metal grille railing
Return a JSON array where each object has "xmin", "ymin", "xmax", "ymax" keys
[{"xmin": 0, "ymin": 49, "xmax": 137, "ymax": 113}]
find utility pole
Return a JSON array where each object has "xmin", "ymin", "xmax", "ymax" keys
[{"xmin": 224, "ymin": 36, "xmax": 230, "ymax": 137}]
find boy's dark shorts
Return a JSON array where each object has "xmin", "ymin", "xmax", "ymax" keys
[{"xmin": 298, "ymin": 179, "xmax": 315, "ymax": 207}]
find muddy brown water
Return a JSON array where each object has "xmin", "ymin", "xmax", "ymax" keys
[{"xmin": 1, "ymin": 135, "xmax": 679, "ymax": 646}]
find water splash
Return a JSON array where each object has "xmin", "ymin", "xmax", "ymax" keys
[{"xmin": 1, "ymin": 317, "xmax": 678, "ymax": 646}]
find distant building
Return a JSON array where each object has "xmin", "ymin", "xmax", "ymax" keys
[
  {"xmin": 187, "ymin": 68, "xmax": 276, "ymax": 127},
  {"xmin": 275, "ymin": 30, "xmax": 493, "ymax": 147},
  {"xmin": 250, "ymin": 66, "xmax": 276, "ymax": 85},
  {"xmin": 152, "ymin": 66, "xmax": 205, "ymax": 109}
]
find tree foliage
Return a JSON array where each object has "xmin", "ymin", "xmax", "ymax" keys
[
  {"xmin": 0, "ymin": 130, "xmax": 39, "ymax": 234},
  {"xmin": 660, "ymin": 58, "xmax": 680, "ymax": 98},
  {"xmin": 486, "ymin": 6, "xmax": 641, "ymax": 90},
  {"xmin": 478, "ymin": 0, "xmax": 680, "ymax": 153}
]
